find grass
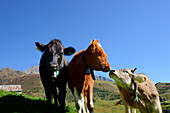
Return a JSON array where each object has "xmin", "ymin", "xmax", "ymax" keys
[
  {"xmin": 0, "ymin": 90, "xmax": 77, "ymax": 113},
  {"xmin": 0, "ymin": 90, "xmax": 169, "ymax": 113},
  {"xmin": 0, "ymin": 89, "xmax": 139, "ymax": 113}
]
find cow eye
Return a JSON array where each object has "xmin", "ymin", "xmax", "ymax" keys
[
  {"xmin": 97, "ymin": 51, "xmax": 101, "ymax": 56},
  {"xmin": 123, "ymin": 70, "xmax": 129, "ymax": 74}
]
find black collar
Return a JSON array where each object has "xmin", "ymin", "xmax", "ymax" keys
[{"xmin": 82, "ymin": 51, "xmax": 95, "ymax": 80}]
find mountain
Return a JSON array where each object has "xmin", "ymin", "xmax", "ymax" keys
[
  {"xmin": 0, "ymin": 67, "xmax": 170, "ymax": 112},
  {"xmin": 23, "ymin": 66, "xmax": 39, "ymax": 74},
  {"xmin": 0, "ymin": 67, "xmax": 115, "ymax": 99},
  {"xmin": 0, "ymin": 67, "xmax": 25, "ymax": 84},
  {"xmin": 95, "ymin": 76, "xmax": 113, "ymax": 82}
]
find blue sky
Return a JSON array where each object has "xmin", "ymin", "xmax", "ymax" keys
[{"xmin": 1, "ymin": 0, "xmax": 170, "ymax": 84}]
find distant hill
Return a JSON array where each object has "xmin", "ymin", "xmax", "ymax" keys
[
  {"xmin": 0, "ymin": 67, "xmax": 114, "ymax": 98},
  {"xmin": 0, "ymin": 67, "xmax": 170, "ymax": 112},
  {"xmin": 23, "ymin": 66, "xmax": 39, "ymax": 74},
  {"xmin": 95, "ymin": 76, "xmax": 113, "ymax": 82},
  {"xmin": 0, "ymin": 67, "xmax": 25, "ymax": 84}
]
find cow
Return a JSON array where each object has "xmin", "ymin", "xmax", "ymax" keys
[
  {"xmin": 35, "ymin": 39, "xmax": 75, "ymax": 113},
  {"xmin": 68, "ymin": 39, "xmax": 111, "ymax": 113},
  {"xmin": 109, "ymin": 68, "xmax": 162, "ymax": 113}
]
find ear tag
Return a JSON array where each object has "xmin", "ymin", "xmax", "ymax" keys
[
  {"xmin": 91, "ymin": 46, "xmax": 93, "ymax": 51},
  {"xmin": 135, "ymin": 95, "xmax": 139, "ymax": 102},
  {"xmin": 85, "ymin": 68, "xmax": 91, "ymax": 75},
  {"xmin": 138, "ymin": 79, "xmax": 143, "ymax": 83},
  {"xmin": 56, "ymin": 71, "xmax": 59, "ymax": 76},
  {"xmin": 37, "ymin": 47, "xmax": 41, "ymax": 51},
  {"xmin": 69, "ymin": 52, "xmax": 71, "ymax": 55}
]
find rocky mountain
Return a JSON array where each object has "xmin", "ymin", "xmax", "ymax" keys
[
  {"xmin": 23, "ymin": 66, "xmax": 39, "ymax": 74},
  {"xmin": 95, "ymin": 76, "xmax": 112, "ymax": 81},
  {"xmin": 0, "ymin": 67, "xmax": 25, "ymax": 84}
]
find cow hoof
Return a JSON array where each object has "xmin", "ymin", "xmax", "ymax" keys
[
  {"xmin": 54, "ymin": 104, "xmax": 59, "ymax": 110},
  {"xmin": 90, "ymin": 107, "xmax": 94, "ymax": 113},
  {"xmin": 60, "ymin": 108, "xmax": 66, "ymax": 113},
  {"xmin": 46, "ymin": 108, "xmax": 52, "ymax": 113}
]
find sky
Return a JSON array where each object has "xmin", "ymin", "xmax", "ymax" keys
[{"xmin": 1, "ymin": 0, "xmax": 170, "ymax": 84}]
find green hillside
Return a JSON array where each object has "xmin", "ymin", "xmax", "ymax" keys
[
  {"xmin": 0, "ymin": 67, "xmax": 170, "ymax": 113},
  {"xmin": 156, "ymin": 83, "xmax": 170, "ymax": 112},
  {"xmin": 0, "ymin": 90, "xmax": 77, "ymax": 113}
]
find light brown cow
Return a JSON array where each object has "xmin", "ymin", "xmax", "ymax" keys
[
  {"xmin": 68, "ymin": 39, "xmax": 111, "ymax": 113},
  {"xmin": 109, "ymin": 68, "xmax": 162, "ymax": 113}
]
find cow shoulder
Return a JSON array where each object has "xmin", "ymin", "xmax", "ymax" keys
[{"xmin": 138, "ymin": 77, "xmax": 159, "ymax": 102}]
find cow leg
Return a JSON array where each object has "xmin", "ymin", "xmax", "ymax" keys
[
  {"xmin": 87, "ymin": 87, "xmax": 94, "ymax": 113},
  {"xmin": 84, "ymin": 95, "xmax": 89, "ymax": 113},
  {"xmin": 52, "ymin": 86, "xmax": 59, "ymax": 110},
  {"xmin": 133, "ymin": 109, "xmax": 136, "ymax": 113},
  {"xmin": 44, "ymin": 88, "xmax": 52, "ymax": 113},
  {"xmin": 74, "ymin": 87, "xmax": 86, "ymax": 113},
  {"xmin": 124, "ymin": 103, "xmax": 130, "ymax": 113},
  {"xmin": 130, "ymin": 108, "xmax": 136, "ymax": 113},
  {"xmin": 58, "ymin": 84, "xmax": 66, "ymax": 113}
]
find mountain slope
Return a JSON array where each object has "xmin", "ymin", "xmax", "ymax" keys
[
  {"xmin": 23, "ymin": 66, "xmax": 39, "ymax": 74},
  {"xmin": 0, "ymin": 67, "xmax": 170, "ymax": 112}
]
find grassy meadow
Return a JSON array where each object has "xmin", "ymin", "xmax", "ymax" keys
[{"xmin": 0, "ymin": 89, "xmax": 141, "ymax": 113}]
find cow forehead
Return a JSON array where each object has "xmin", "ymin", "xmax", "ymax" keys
[
  {"xmin": 96, "ymin": 42, "xmax": 101, "ymax": 47},
  {"xmin": 96, "ymin": 42, "xmax": 104, "ymax": 51},
  {"xmin": 48, "ymin": 40, "xmax": 63, "ymax": 48}
]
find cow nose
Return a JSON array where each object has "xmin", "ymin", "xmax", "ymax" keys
[
  {"xmin": 109, "ymin": 70, "xmax": 115, "ymax": 74},
  {"xmin": 50, "ymin": 62, "xmax": 58, "ymax": 68},
  {"xmin": 106, "ymin": 65, "xmax": 111, "ymax": 71}
]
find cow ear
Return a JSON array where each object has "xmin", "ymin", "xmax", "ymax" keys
[
  {"xmin": 134, "ymin": 74, "xmax": 147, "ymax": 83},
  {"xmin": 64, "ymin": 47, "xmax": 75, "ymax": 55},
  {"xmin": 35, "ymin": 42, "xmax": 46, "ymax": 52},
  {"xmin": 87, "ymin": 43, "xmax": 95, "ymax": 53}
]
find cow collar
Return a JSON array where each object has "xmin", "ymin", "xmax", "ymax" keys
[
  {"xmin": 131, "ymin": 76, "xmax": 139, "ymax": 102},
  {"xmin": 82, "ymin": 51, "xmax": 91, "ymax": 75}
]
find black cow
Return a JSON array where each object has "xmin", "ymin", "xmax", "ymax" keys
[{"xmin": 35, "ymin": 39, "xmax": 75, "ymax": 113}]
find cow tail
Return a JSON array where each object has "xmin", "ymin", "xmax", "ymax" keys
[{"xmin": 114, "ymin": 100, "xmax": 122, "ymax": 106}]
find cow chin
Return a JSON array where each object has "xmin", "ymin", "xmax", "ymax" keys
[
  {"xmin": 49, "ymin": 66, "xmax": 59, "ymax": 72},
  {"xmin": 101, "ymin": 65, "xmax": 110, "ymax": 72},
  {"xmin": 94, "ymin": 66, "xmax": 110, "ymax": 72}
]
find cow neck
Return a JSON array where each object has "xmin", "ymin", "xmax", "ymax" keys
[
  {"xmin": 82, "ymin": 51, "xmax": 92, "ymax": 75},
  {"xmin": 82, "ymin": 51, "xmax": 88, "ymax": 68},
  {"xmin": 82, "ymin": 51, "xmax": 95, "ymax": 80}
]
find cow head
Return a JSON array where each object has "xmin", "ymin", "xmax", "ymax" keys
[
  {"xmin": 35, "ymin": 39, "xmax": 75, "ymax": 71},
  {"xmin": 85, "ymin": 39, "xmax": 111, "ymax": 72},
  {"xmin": 109, "ymin": 68, "xmax": 147, "ymax": 91}
]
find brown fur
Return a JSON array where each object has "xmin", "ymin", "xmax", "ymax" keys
[
  {"xmin": 110, "ymin": 69, "xmax": 162, "ymax": 113},
  {"xmin": 68, "ymin": 40, "xmax": 110, "ymax": 112}
]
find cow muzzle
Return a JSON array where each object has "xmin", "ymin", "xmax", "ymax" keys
[
  {"xmin": 49, "ymin": 62, "xmax": 59, "ymax": 70},
  {"xmin": 102, "ymin": 65, "xmax": 111, "ymax": 72}
]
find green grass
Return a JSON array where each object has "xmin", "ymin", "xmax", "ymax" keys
[{"xmin": 0, "ymin": 90, "xmax": 76, "ymax": 113}]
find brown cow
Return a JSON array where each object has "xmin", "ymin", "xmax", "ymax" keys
[
  {"xmin": 109, "ymin": 68, "xmax": 162, "ymax": 113},
  {"xmin": 68, "ymin": 39, "xmax": 111, "ymax": 113}
]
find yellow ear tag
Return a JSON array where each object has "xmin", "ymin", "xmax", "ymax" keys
[
  {"xmin": 91, "ymin": 46, "xmax": 93, "ymax": 51},
  {"xmin": 37, "ymin": 47, "xmax": 41, "ymax": 51},
  {"xmin": 138, "ymin": 79, "xmax": 143, "ymax": 83}
]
